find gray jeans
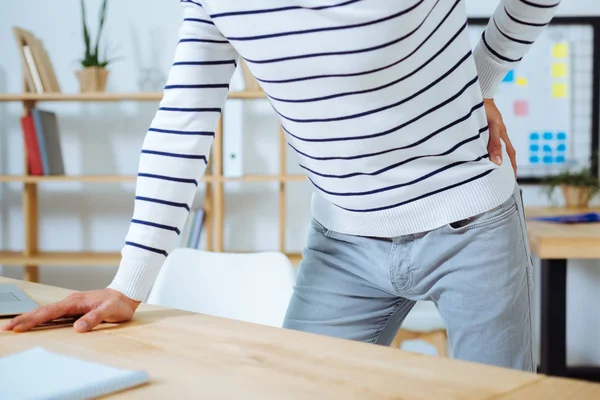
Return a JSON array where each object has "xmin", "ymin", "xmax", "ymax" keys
[{"xmin": 283, "ymin": 184, "xmax": 534, "ymax": 371}]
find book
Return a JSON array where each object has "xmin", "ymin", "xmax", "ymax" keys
[
  {"xmin": 20, "ymin": 115, "xmax": 44, "ymax": 175},
  {"xmin": 189, "ymin": 209, "xmax": 205, "ymax": 248},
  {"xmin": 529, "ymin": 212, "xmax": 600, "ymax": 224},
  {"xmin": 0, "ymin": 347, "xmax": 150, "ymax": 399},
  {"xmin": 22, "ymin": 45, "xmax": 44, "ymax": 94},
  {"xmin": 31, "ymin": 108, "xmax": 64, "ymax": 175}
]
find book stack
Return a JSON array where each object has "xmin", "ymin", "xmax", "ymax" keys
[
  {"xmin": 20, "ymin": 109, "xmax": 64, "ymax": 176},
  {"xmin": 180, "ymin": 208, "xmax": 206, "ymax": 249}
]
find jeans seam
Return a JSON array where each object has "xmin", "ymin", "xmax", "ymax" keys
[
  {"xmin": 370, "ymin": 299, "xmax": 402, "ymax": 344},
  {"xmin": 388, "ymin": 243, "xmax": 400, "ymax": 293}
]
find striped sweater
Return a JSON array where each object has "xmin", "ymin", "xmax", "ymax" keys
[{"xmin": 109, "ymin": 0, "xmax": 561, "ymax": 300}]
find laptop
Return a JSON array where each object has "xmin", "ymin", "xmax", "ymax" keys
[{"xmin": 0, "ymin": 284, "xmax": 39, "ymax": 317}]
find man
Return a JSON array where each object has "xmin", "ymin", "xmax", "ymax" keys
[{"xmin": 4, "ymin": 0, "xmax": 560, "ymax": 371}]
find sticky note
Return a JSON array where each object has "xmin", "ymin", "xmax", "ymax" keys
[
  {"xmin": 543, "ymin": 156, "xmax": 553, "ymax": 164},
  {"xmin": 530, "ymin": 156, "xmax": 540, "ymax": 164},
  {"xmin": 543, "ymin": 144, "xmax": 553, "ymax": 152},
  {"xmin": 552, "ymin": 42, "xmax": 568, "ymax": 58},
  {"xmin": 556, "ymin": 156, "xmax": 565, "ymax": 163},
  {"xmin": 557, "ymin": 144, "xmax": 567, "ymax": 152},
  {"xmin": 551, "ymin": 63, "xmax": 567, "ymax": 78},
  {"xmin": 530, "ymin": 132, "xmax": 540, "ymax": 140},
  {"xmin": 530, "ymin": 144, "xmax": 540, "ymax": 152},
  {"xmin": 552, "ymin": 83, "xmax": 568, "ymax": 98},
  {"xmin": 514, "ymin": 100, "xmax": 528, "ymax": 116},
  {"xmin": 557, "ymin": 132, "xmax": 567, "ymax": 140},
  {"xmin": 543, "ymin": 132, "xmax": 553, "ymax": 140},
  {"xmin": 516, "ymin": 77, "xmax": 527, "ymax": 86},
  {"xmin": 502, "ymin": 70, "xmax": 515, "ymax": 83}
]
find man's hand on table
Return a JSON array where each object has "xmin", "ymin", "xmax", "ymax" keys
[{"xmin": 1, "ymin": 288, "xmax": 140, "ymax": 333}]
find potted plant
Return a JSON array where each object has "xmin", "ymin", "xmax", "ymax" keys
[
  {"xmin": 544, "ymin": 169, "xmax": 600, "ymax": 208},
  {"xmin": 77, "ymin": 0, "xmax": 111, "ymax": 92}
]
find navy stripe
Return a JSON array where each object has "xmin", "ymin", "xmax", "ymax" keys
[
  {"xmin": 269, "ymin": 24, "xmax": 467, "ymax": 103},
  {"xmin": 283, "ymin": 79, "xmax": 481, "ymax": 143},
  {"xmin": 181, "ymin": 0, "xmax": 203, "ymax": 8},
  {"xmin": 492, "ymin": 18, "xmax": 533, "ymax": 45},
  {"xmin": 504, "ymin": 6, "xmax": 549, "ymax": 27},
  {"xmin": 184, "ymin": 18, "xmax": 213, "ymax": 25},
  {"xmin": 299, "ymin": 128, "xmax": 486, "ymax": 178},
  {"xmin": 179, "ymin": 38, "xmax": 229, "ymax": 44},
  {"xmin": 291, "ymin": 110, "xmax": 485, "ymax": 159},
  {"xmin": 141, "ymin": 150, "xmax": 207, "ymax": 163},
  {"xmin": 173, "ymin": 60, "xmax": 235, "ymax": 66},
  {"xmin": 254, "ymin": 0, "xmax": 460, "ymax": 83},
  {"xmin": 164, "ymin": 84, "xmax": 229, "ymax": 89},
  {"xmin": 135, "ymin": 196, "xmax": 191, "ymax": 212},
  {"xmin": 138, "ymin": 173, "xmax": 198, "ymax": 186},
  {"xmin": 210, "ymin": 0, "xmax": 363, "ymax": 18},
  {"xmin": 309, "ymin": 154, "xmax": 491, "ymax": 198},
  {"xmin": 159, "ymin": 107, "xmax": 221, "ymax": 113},
  {"xmin": 519, "ymin": 0, "xmax": 560, "ymax": 8},
  {"xmin": 148, "ymin": 127, "xmax": 214, "ymax": 137},
  {"xmin": 131, "ymin": 219, "xmax": 180, "ymax": 235},
  {"xmin": 226, "ymin": 0, "xmax": 428, "ymax": 41},
  {"xmin": 482, "ymin": 31, "xmax": 522, "ymax": 63},
  {"xmin": 317, "ymin": 167, "xmax": 494, "ymax": 213},
  {"xmin": 125, "ymin": 241, "xmax": 168, "ymax": 257},
  {"xmin": 276, "ymin": 53, "xmax": 473, "ymax": 123}
]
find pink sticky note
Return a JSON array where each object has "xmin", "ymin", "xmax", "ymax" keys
[{"xmin": 514, "ymin": 100, "xmax": 528, "ymax": 117}]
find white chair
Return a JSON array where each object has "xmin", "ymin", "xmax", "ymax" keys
[
  {"xmin": 146, "ymin": 248, "xmax": 296, "ymax": 327},
  {"xmin": 391, "ymin": 301, "xmax": 448, "ymax": 357}
]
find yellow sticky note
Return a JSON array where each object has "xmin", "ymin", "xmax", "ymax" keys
[
  {"xmin": 552, "ymin": 83, "xmax": 568, "ymax": 98},
  {"xmin": 553, "ymin": 42, "xmax": 568, "ymax": 58},
  {"xmin": 552, "ymin": 63, "xmax": 568, "ymax": 78},
  {"xmin": 516, "ymin": 77, "xmax": 527, "ymax": 86}
]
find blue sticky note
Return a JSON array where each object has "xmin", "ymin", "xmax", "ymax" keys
[
  {"xmin": 557, "ymin": 132, "xmax": 567, "ymax": 140},
  {"xmin": 530, "ymin": 132, "xmax": 540, "ymax": 140},
  {"xmin": 530, "ymin": 156, "xmax": 540, "ymax": 164},
  {"xmin": 530, "ymin": 144, "xmax": 540, "ymax": 152},
  {"xmin": 503, "ymin": 70, "xmax": 515, "ymax": 82},
  {"xmin": 557, "ymin": 144, "xmax": 566, "ymax": 152},
  {"xmin": 543, "ymin": 132, "xmax": 553, "ymax": 140},
  {"xmin": 543, "ymin": 156, "xmax": 553, "ymax": 164},
  {"xmin": 556, "ymin": 156, "xmax": 565, "ymax": 163},
  {"xmin": 543, "ymin": 145, "xmax": 552, "ymax": 152}
]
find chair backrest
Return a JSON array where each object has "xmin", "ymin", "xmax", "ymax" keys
[{"xmin": 146, "ymin": 249, "xmax": 296, "ymax": 327}]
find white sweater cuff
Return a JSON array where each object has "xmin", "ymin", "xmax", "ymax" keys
[
  {"xmin": 473, "ymin": 42, "xmax": 513, "ymax": 99},
  {"xmin": 107, "ymin": 257, "xmax": 164, "ymax": 301}
]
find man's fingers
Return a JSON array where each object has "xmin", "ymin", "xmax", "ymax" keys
[
  {"xmin": 488, "ymin": 125, "xmax": 503, "ymax": 166},
  {"xmin": 11, "ymin": 301, "xmax": 77, "ymax": 332},
  {"xmin": 504, "ymin": 130, "xmax": 518, "ymax": 177},
  {"xmin": 74, "ymin": 309, "xmax": 105, "ymax": 333}
]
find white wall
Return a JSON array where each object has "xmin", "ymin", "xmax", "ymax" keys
[{"xmin": 1, "ymin": 1, "xmax": 599, "ymax": 365}]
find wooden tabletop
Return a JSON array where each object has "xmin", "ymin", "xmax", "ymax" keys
[
  {"xmin": 1, "ymin": 277, "xmax": 599, "ymax": 399},
  {"xmin": 526, "ymin": 208, "xmax": 600, "ymax": 259}
]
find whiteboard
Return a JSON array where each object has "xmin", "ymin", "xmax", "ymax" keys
[{"xmin": 468, "ymin": 23, "xmax": 595, "ymax": 179}]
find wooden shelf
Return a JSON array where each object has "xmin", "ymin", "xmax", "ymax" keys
[
  {"xmin": 0, "ymin": 91, "xmax": 266, "ymax": 102},
  {"xmin": 0, "ymin": 175, "xmax": 305, "ymax": 183},
  {"xmin": 0, "ymin": 251, "xmax": 301, "ymax": 266},
  {"xmin": 0, "ymin": 251, "xmax": 120, "ymax": 266}
]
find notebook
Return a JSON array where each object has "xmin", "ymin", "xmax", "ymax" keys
[
  {"xmin": 31, "ymin": 108, "xmax": 64, "ymax": 175},
  {"xmin": 0, "ymin": 347, "xmax": 150, "ymax": 400}
]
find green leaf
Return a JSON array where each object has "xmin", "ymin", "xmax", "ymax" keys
[
  {"xmin": 95, "ymin": 0, "xmax": 108, "ymax": 62},
  {"xmin": 80, "ymin": 0, "xmax": 92, "ymax": 60}
]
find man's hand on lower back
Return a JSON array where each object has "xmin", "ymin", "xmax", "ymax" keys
[
  {"xmin": 1, "ymin": 288, "xmax": 141, "ymax": 333},
  {"xmin": 483, "ymin": 98, "xmax": 517, "ymax": 178}
]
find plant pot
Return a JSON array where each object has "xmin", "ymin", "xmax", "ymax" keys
[
  {"xmin": 561, "ymin": 184, "xmax": 594, "ymax": 209},
  {"xmin": 240, "ymin": 60, "xmax": 261, "ymax": 92},
  {"xmin": 77, "ymin": 67, "xmax": 109, "ymax": 92}
]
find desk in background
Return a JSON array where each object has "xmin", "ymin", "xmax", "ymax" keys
[
  {"xmin": 1, "ymin": 277, "xmax": 600, "ymax": 398},
  {"xmin": 527, "ymin": 207, "xmax": 600, "ymax": 382}
]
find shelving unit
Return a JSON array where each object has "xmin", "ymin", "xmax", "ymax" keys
[{"xmin": 0, "ymin": 91, "xmax": 304, "ymax": 281}]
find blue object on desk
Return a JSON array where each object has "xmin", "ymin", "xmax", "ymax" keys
[{"xmin": 529, "ymin": 212, "xmax": 600, "ymax": 224}]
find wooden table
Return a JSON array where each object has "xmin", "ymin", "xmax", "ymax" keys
[
  {"xmin": 526, "ymin": 207, "xmax": 600, "ymax": 382},
  {"xmin": 1, "ymin": 278, "xmax": 600, "ymax": 399}
]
